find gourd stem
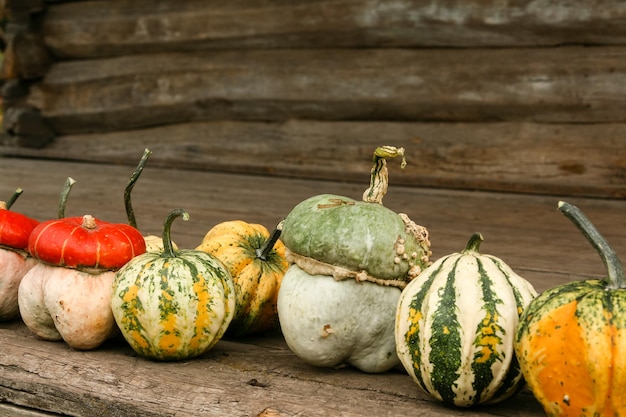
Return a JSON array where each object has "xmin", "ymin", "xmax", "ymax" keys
[
  {"xmin": 58, "ymin": 177, "xmax": 76, "ymax": 219},
  {"xmin": 362, "ymin": 146, "xmax": 406, "ymax": 205},
  {"xmin": 162, "ymin": 208, "xmax": 189, "ymax": 257},
  {"xmin": 463, "ymin": 232, "xmax": 484, "ymax": 254},
  {"xmin": 256, "ymin": 226, "xmax": 282, "ymax": 261},
  {"xmin": 558, "ymin": 201, "xmax": 625, "ymax": 290},
  {"xmin": 124, "ymin": 148, "xmax": 152, "ymax": 228},
  {"xmin": 5, "ymin": 188, "xmax": 23, "ymax": 210}
]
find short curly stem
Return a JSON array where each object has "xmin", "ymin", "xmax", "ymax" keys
[
  {"xmin": 558, "ymin": 201, "xmax": 625, "ymax": 290},
  {"xmin": 362, "ymin": 146, "xmax": 407, "ymax": 205},
  {"xmin": 5, "ymin": 188, "xmax": 23, "ymax": 210},
  {"xmin": 256, "ymin": 223, "xmax": 283, "ymax": 261},
  {"xmin": 462, "ymin": 232, "xmax": 484, "ymax": 254},
  {"xmin": 58, "ymin": 177, "xmax": 76, "ymax": 219},
  {"xmin": 125, "ymin": 148, "xmax": 152, "ymax": 228},
  {"xmin": 162, "ymin": 208, "xmax": 189, "ymax": 257}
]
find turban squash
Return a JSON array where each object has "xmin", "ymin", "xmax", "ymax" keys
[
  {"xmin": 0, "ymin": 188, "xmax": 39, "ymax": 321},
  {"xmin": 277, "ymin": 146, "xmax": 432, "ymax": 373},
  {"xmin": 18, "ymin": 177, "xmax": 146, "ymax": 350}
]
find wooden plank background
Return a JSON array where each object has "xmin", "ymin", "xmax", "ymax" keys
[
  {"xmin": 5, "ymin": 120, "xmax": 626, "ymax": 198},
  {"xmin": 41, "ymin": 0, "xmax": 626, "ymax": 57},
  {"xmin": 2, "ymin": 0, "xmax": 626, "ymax": 198}
]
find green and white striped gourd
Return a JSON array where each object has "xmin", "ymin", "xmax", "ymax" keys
[
  {"xmin": 395, "ymin": 233, "xmax": 537, "ymax": 407},
  {"xmin": 111, "ymin": 209, "xmax": 235, "ymax": 361}
]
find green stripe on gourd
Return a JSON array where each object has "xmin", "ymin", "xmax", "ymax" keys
[
  {"xmin": 395, "ymin": 233, "xmax": 537, "ymax": 407},
  {"xmin": 429, "ymin": 260, "xmax": 463, "ymax": 403}
]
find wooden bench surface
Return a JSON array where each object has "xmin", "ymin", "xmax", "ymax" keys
[{"xmin": 1, "ymin": 155, "xmax": 625, "ymax": 416}]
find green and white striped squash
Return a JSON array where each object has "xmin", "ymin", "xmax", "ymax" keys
[
  {"xmin": 395, "ymin": 233, "xmax": 537, "ymax": 407},
  {"xmin": 111, "ymin": 209, "xmax": 235, "ymax": 361}
]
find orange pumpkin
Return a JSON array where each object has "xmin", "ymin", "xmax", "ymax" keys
[
  {"xmin": 515, "ymin": 201, "xmax": 626, "ymax": 416},
  {"xmin": 196, "ymin": 220, "xmax": 287, "ymax": 337}
]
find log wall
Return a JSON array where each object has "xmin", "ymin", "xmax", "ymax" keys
[{"xmin": 1, "ymin": 0, "xmax": 625, "ymax": 199}]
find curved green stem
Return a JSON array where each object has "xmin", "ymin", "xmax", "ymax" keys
[
  {"xmin": 362, "ymin": 146, "xmax": 407, "ymax": 205},
  {"xmin": 58, "ymin": 177, "xmax": 76, "ymax": 219},
  {"xmin": 5, "ymin": 188, "xmax": 23, "ymax": 210},
  {"xmin": 125, "ymin": 148, "xmax": 152, "ymax": 228},
  {"xmin": 558, "ymin": 201, "xmax": 625, "ymax": 290},
  {"xmin": 162, "ymin": 208, "xmax": 189, "ymax": 257},
  {"xmin": 462, "ymin": 232, "xmax": 484, "ymax": 255},
  {"xmin": 256, "ymin": 227, "xmax": 282, "ymax": 261}
]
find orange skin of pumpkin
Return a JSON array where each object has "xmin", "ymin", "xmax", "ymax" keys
[{"xmin": 515, "ymin": 280, "xmax": 626, "ymax": 417}]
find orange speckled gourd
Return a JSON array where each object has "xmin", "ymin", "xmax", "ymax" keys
[
  {"xmin": 515, "ymin": 201, "xmax": 626, "ymax": 417},
  {"xmin": 111, "ymin": 209, "xmax": 235, "ymax": 361}
]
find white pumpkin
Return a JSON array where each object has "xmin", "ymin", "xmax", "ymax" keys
[
  {"xmin": 18, "ymin": 263, "xmax": 119, "ymax": 349},
  {"xmin": 278, "ymin": 264, "xmax": 402, "ymax": 372}
]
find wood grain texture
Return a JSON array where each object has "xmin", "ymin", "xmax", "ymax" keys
[
  {"xmin": 2, "ymin": 156, "xmax": 625, "ymax": 295},
  {"xmin": 2, "ymin": 120, "xmax": 624, "ymax": 199},
  {"xmin": 26, "ymin": 46, "xmax": 626, "ymax": 134},
  {"xmin": 40, "ymin": 0, "xmax": 626, "ymax": 58},
  {"xmin": 0, "ymin": 321, "xmax": 544, "ymax": 417}
]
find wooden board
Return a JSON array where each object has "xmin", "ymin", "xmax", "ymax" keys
[
  {"xmin": 26, "ymin": 46, "xmax": 626, "ymax": 134},
  {"xmin": 0, "ymin": 321, "xmax": 544, "ymax": 417},
  {"xmin": 2, "ymin": 120, "xmax": 626, "ymax": 199},
  {"xmin": 40, "ymin": 0, "xmax": 626, "ymax": 58}
]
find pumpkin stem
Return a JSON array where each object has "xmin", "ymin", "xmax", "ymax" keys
[
  {"xmin": 58, "ymin": 177, "xmax": 76, "ymax": 219},
  {"xmin": 4, "ymin": 188, "xmax": 23, "ymax": 210},
  {"xmin": 256, "ymin": 222, "xmax": 283, "ymax": 261},
  {"xmin": 463, "ymin": 232, "xmax": 484, "ymax": 254},
  {"xmin": 124, "ymin": 148, "xmax": 153, "ymax": 228},
  {"xmin": 162, "ymin": 208, "xmax": 189, "ymax": 257},
  {"xmin": 82, "ymin": 214, "xmax": 98, "ymax": 229},
  {"xmin": 362, "ymin": 146, "xmax": 406, "ymax": 205},
  {"xmin": 558, "ymin": 201, "xmax": 625, "ymax": 290}
]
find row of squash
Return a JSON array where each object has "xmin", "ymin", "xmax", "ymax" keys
[{"xmin": 1, "ymin": 146, "xmax": 624, "ymax": 416}]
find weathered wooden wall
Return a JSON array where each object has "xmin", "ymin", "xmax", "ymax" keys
[{"xmin": 1, "ymin": 0, "xmax": 625, "ymax": 199}]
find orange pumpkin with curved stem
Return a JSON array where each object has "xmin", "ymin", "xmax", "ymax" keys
[
  {"xmin": 0, "ymin": 188, "xmax": 39, "ymax": 320},
  {"xmin": 515, "ymin": 201, "xmax": 626, "ymax": 416}
]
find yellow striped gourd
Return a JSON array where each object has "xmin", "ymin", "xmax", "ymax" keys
[{"xmin": 111, "ymin": 209, "xmax": 235, "ymax": 361}]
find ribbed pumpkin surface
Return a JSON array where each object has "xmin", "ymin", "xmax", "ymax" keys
[
  {"xmin": 111, "ymin": 249, "xmax": 235, "ymax": 360},
  {"xmin": 395, "ymin": 234, "xmax": 537, "ymax": 407},
  {"xmin": 196, "ymin": 220, "xmax": 287, "ymax": 336}
]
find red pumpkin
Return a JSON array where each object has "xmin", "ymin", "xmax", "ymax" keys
[
  {"xmin": 0, "ymin": 188, "xmax": 40, "ymax": 321},
  {"xmin": 0, "ymin": 188, "xmax": 39, "ymax": 250},
  {"xmin": 28, "ymin": 214, "xmax": 146, "ymax": 271}
]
